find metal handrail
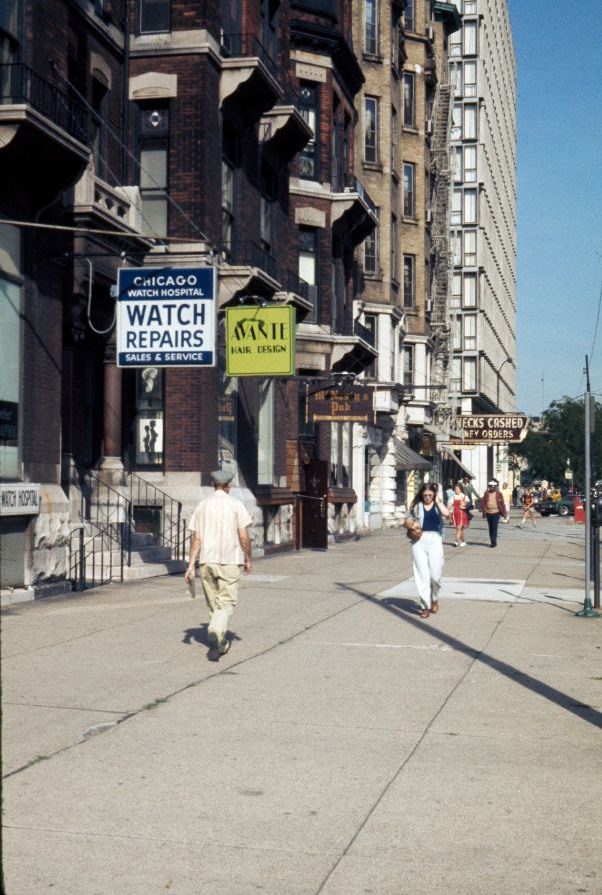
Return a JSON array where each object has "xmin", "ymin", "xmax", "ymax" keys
[
  {"xmin": 69, "ymin": 471, "xmax": 130, "ymax": 590},
  {"xmin": 0, "ymin": 63, "xmax": 89, "ymax": 144},
  {"xmin": 219, "ymin": 32, "xmax": 278, "ymax": 80},
  {"xmin": 220, "ymin": 240, "xmax": 278, "ymax": 280},
  {"xmin": 127, "ymin": 471, "xmax": 187, "ymax": 562}
]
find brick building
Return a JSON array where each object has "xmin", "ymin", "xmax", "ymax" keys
[{"xmin": 0, "ymin": 0, "xmax": 378, "ymax": 593}]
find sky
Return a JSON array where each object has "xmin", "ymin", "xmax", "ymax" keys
[{"xmin": 507, "ymin": 0, "xmax": 602, "ymax": 416}]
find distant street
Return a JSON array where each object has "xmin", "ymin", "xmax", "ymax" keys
[{"xmin": 2, "ymin": 512, "xmax": 600, "ymax": 895}]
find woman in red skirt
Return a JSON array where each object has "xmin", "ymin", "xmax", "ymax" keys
[{"xmin": 449, "ymin": 482, "xmax": 470, "ymax": 547}]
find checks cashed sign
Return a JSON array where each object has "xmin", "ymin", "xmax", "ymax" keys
[{"xmin": 116, "ymin": 267, "xmax": 216, "ymax": 367}]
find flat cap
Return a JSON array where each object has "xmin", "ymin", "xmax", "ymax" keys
[{"xmin": 211, "ymin": 468, "xmax": 234, "ymax": 484}]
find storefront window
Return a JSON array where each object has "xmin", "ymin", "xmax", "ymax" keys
[
  {"xmin": 134, "ymin": 367, "xmax": 164, "ymax": 467},
  {"xmin": 0, "ymin": 222, "xmax": 21, "ymax": 480}
]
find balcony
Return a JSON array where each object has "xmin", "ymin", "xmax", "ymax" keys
[
  {"xmin": 73, "ymin": 162, "xmax": 146, "ymax": 237},
  {"xmin": 220, "ymin": 33, "xmax": 282, "ymax": 122},
  {"xmin": 331, "ymin": 330, "xmax": 378, "ymax": 375},
  {"xmin": 272, "ymin": 270, "xmax": 314, "ymax": 323},
  {"xmin": 331, "ymin": 174, "xmax": 378, "ymax": 246},
  {"xmin": 218, "ymin": 240, "xmax": 281, "ymax": 308},
  {"xmin": 259, "ymin": 85, "xmax": 313, "ymax": 168},
  {"xmin": 0, "ymin": 63, "xmax": 91, "ymax": 201}
]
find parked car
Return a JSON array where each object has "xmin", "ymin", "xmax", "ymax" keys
[{"xmin": 538, "ymin": 494, "xmax": 577, "ymax": 517}]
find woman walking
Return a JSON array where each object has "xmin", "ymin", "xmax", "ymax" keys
[
  {"xmin": 449, "ymin": 482, "xmax": 469, "ymax": 547},
  {"xmin": 404, "ymin": 483, "xmax": 450, "ymax": 619},
  {"xmin": 518, "ymin": 486, "xmax": 537, "ymax": 528}
]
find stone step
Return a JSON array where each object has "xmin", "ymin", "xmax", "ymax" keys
[{"xmin": 79, "ymin": 558, "xmax": 187, "ymax": 584}]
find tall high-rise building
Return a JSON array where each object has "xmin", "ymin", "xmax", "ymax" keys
[{"xmin": 447, "ymin": 0, "xmax": 516, "ymax": 491}]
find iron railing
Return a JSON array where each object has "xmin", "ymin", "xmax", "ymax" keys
[
  {"xmin": 127, "ymin": 471, "xmax": 187, "ymax": 564},
  {"xmin": 219, "ymin": 32, "xmax": 278, "ymax": 80},
  {"xmin": 220, "ymin": 240, "xmax": 278, "ymax": 281},
  {"xmin": 0, "ymin": 63, "xmax": 89, "ymax": 144},
  {"xmin": 69, "ymin": 469, "xmax": 187, "ymax": 591},
  {"xmin": 69, "ymin": 471, "xmax": 129, "ymax": 591}
]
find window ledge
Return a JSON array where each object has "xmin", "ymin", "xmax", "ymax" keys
[
  {"xmin": 363, "ymin": 160, "xmax": 383, "ymax": 172},
  {"xmin": 362, "ymin": 52, "xmax": 383, "ymax": 64},
  {"xmin": 402, "ymin": 125, "xmax": 419, "ymax": 135},
  {"xmin": 402, "ymin": 216, "xmax": 418, "ymax": 225}
]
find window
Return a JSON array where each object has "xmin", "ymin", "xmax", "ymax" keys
[
  {"xmin": 91, "ymin": 76, "xmax": 108, "ymax": 179},
  {"xmin": 464, "ymin": 0, "xmax": 477, "ymax": 13},
  {"xmin": 452, "ymin": 146, "xmax": 463, "ymax": 182},
  {"xmin": 463, "ymin": 187, "xmax": 477, "ymax": 224},
  {"xmin": 299, "ymin": 82, "xmax": 318, "ymax": 178},
  {"xmin": 134, "ymin": 369, "xmax": 164, "ymax": 468},
  {"xmin": 451, "ymin": 189, "xmax": 462, "ymax": 225},
  {"xmin": 403, "ymin": 163, "xmax": 415, "ymax": 217},
  {"xmin": 257, "ymin": 380, "xmax": 274, "ymax": 484},
  {"xmin": 463, "ymin": 103, "xmax": 478, "ymax": 140},
  {"xmin": 450, "ymin": 357, "xmax": 462, "ymax": 392},
  {"xmin": 450, "ymin": 62, "xmax": 462, "ymax": 97},
  {"xmin": 463, "ymin": 230, "xmax": 477, "ymax": 266},
  {"xmin": 451, "ymin": 231, "xmax": 462, "ymax": 266},
  {"xmin": 364, "ymin": 96, "xmax": 378, "ymax": 164},
  {"xmin": 464, "ymin": 144, "xmax": 477, "ymax": 182},
  {"xmin": 363, "ymin": 314, "xmax": 377, "ymax": 377},
  {"xmin": 260, "ymin": 164, "xmax": 277, "ymax": 255},
  {"xmin": 451, "ymin": 103, "xmax": 462, "ymax": 141},
  {"xmin": 403, "ymin": 254, "xmax": 415, "ymax": 308},
  {"xmin": 463, "ymin": 272, "xmax": 477, "ymax": 307},
  {"xmin": 330, "ymin": 422, "xmax": 351, "ymax": 487},
  {"xmin": 463, "ymin": 20, "xmax": 477, "ymax": 55},
  {"xmin": 138, "ymin": 105, "xmax": 169, "ymax": 236},
  {"xmin": 463, "ymin": 357, "xmax": 477, "ymax": 391},
  {"xmin": 451, "ymin": 315, "xmax": 461, "ymax": 350},
  {"xmin": 402, "ymin": 344, "xmax": 414, "ymax": 386},
  {"xmin": 364, "ymin": 0, "xmax": 378, "ymax": 55},
  {"xmin": 138, "ymin": 0, "xmax": 170, "ymax": 33},
  {"xmin": 391, "ymin": 213, "xmax": 398, "ymax": 280},
  {"xmin": 463, "ymin": 313, "xmax": 477, "ymax": 350},
  {"xmin": 464, "ymin": 61, "xmax": 477, "ymax": 97},
  {"xmin": 451, "ymin": 272, "xmax": 462, "ymax": 309},
  {"xmin": 0, "ymin": 222, "xmax": 21, "ymax": 480},
  {"xmin": 221, "ymin": 159, "xmax": 234, "ymax": 251},
  {"xmin": 403, "ymin": 72, "xmax": 415, "ymax": 127},
  {"xmin": 449, "ymin": 29, "xmax": 462, "ymax": 57},
  {"xmin": 403, "ymin": 0, "xmax": 414, "ymax": 31},
  {"xmin": 299, "ymin": 227, "xmax": 318, "ymax": 323},
  {"xmin": 391, "ymin": 107, "xmax": 398, "ymax": 171},
  {"xmin": 364, "ymin": 210, "xmax": 379, "ymax": 274}
]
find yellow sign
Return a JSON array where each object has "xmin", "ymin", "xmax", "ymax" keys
[{"xmin": 226, "ymin": 306, "xmax": 296, "ymax": 376}]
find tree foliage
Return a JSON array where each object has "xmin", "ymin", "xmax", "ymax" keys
[{"xmin": 508, "ymin": 397, "xmax": 602, "ymax": 489}]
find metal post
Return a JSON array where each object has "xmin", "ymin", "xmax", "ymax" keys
[{"xmin": 577, "ymin": 356, "xmax": 599, "ymax": 617}]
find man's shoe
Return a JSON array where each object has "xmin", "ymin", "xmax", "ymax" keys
[
  {"xmin": 207, "ymin": 632, "xmax": 221, "ymax": 662},
  {"xmin": 219, "ymin": 638, "xmax": 231, "ymax": 656}
]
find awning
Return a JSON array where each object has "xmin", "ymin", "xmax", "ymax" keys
[
  {"xmin": 441, "ymin": 449, "xmax": 474, "ymax": 480},
  {"xmin": 395, "ymin": 439, "xmax": 433, "ymax": 472}
]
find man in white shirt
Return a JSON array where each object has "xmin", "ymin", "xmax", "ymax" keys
[{"xmin": 185, "ymin": 468, "xmax": 252, "ymax": 661}]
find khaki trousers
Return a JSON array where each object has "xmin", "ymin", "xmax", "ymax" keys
[{"xmin": 199, "ymin": 563, "xmax": 241, "ymax": 640}]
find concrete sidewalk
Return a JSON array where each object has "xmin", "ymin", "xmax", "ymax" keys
[{"xmin": 2, "ymin": 514, "xmax": 601, "ymax": 894}]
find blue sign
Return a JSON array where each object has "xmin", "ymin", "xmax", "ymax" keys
[{"xmin": 116, "ymin": 267, "xmax": 216, "ymax": 367}]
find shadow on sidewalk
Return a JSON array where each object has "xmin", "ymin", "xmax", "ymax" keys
[
  {"xmin": 337, "ymin": 583, "xmax": 602, "ymax": 731},
  {"xmin": 182, "ymin": 624, "xmax": 241, "ymax": 649}
]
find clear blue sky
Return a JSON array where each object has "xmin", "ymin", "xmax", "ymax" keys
[{"xmin": 508, "ymin": 0, "xmax": 602, "ymax": 416}]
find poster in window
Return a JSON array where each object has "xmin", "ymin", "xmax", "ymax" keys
[{"xmin": 137, "ymin": 416, "xmax": 164, "ymax": 465}]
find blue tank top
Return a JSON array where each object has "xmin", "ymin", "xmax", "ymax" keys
[{"xmin": 421, "ymin": 504, "xmax": 440, "ymax": 532}]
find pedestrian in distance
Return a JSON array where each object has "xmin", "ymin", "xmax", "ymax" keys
[
  {"xmin": 449, "ymin": 482, "xmax": 470, "ymax": 547},
  {"xmin": 444, "ymin": 480, "xmax": 455, "ymax": 525},
  {"xmin": 500, "ymin": 481, "xmax": 513, "ymax": 523},
  {"xmin": 461, "ymin": 474, "xmax": 480, "ymax": 520},
  {"xmin": 480, "ymin": 479, "xmax": 507, "ymax": 548},
  {"xmin": 403, "ymin": 482, "xmax": 450, "ymax": 619},
  {"xmin": 518, "ymin": 486, "xmax": 537, "ymax": 529},
  {"xmin": 185, "ymin": 468, "xmax": 253, "ymax": 661}
]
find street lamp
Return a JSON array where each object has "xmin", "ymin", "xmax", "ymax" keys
[{"xmin": 497, "ymin": 355, "xmax": 513, "ymax": 411}]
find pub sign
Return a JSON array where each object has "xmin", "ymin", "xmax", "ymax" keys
[{"xmin": 306, "ymin": 384, "xmax": 375, "ymax": 425}]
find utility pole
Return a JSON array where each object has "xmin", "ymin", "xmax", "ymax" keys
[{"xmin": 577, "ymin": 356, "xmax": 599, "ymax": 617}]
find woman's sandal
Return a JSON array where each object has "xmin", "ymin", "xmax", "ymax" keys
[
  {"xmin": 419, "ymin": 607, "xmax": 430, "ymax": 619},
  {"xmin": 431, "ymin": 600, "xmax": 439, "ymax": 614}
]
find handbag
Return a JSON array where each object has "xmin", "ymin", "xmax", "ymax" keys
[{"xmin": 404, "ymin": 519, "xmax": 422, "ymax": 542}]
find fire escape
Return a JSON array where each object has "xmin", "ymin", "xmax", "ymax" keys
[{"xmin": 428, "ymin": 79, "xmax": 454, "ymax": 437}]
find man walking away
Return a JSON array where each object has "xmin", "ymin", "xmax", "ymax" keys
[
  {"xmin": 185, "ymin": 469, "xmax": 253, "ymax": 661},
  {"xmin": 481, "ymin": 479, "xmax": 507, "ymax": 548}
]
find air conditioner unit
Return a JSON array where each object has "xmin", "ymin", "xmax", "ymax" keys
[
  {"xmin": 426, "ymin": 118, "xmax": 434, "ymax": 136},
  {"xmin": 426, "ymin": 25, "xmax": 435, "ymax": 42},
  {"xmin": 425, "ymin": 208, "xmax": 433, "ymax": 224}
]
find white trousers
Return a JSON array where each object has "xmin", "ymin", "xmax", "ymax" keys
[{"xmin": 412, "ymin": 531, "xmax": 444, "ymax": 609}]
